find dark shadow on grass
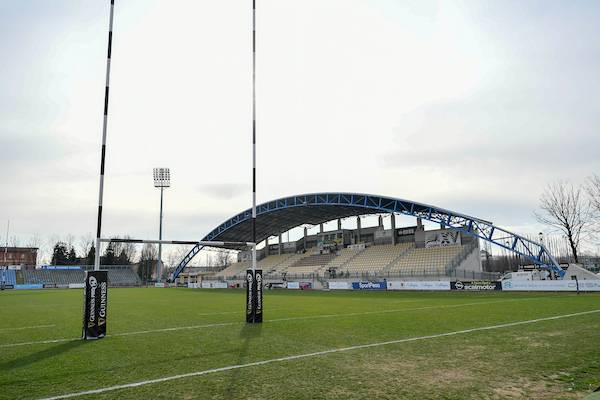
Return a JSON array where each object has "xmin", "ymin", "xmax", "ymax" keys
[
  {"xmin": 0, "ymin": 339, "xmax": 87, "ymax": 372},
  {"xmin": 223, "ymin": 322, "xmax": 263, "ymax": 399}
]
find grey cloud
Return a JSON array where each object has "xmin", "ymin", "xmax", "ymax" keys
[{"xmin": 198, "ymin": 183, "xmax": 248, "ymax": 200}]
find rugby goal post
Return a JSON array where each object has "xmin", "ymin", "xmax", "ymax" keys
[{"xmin": 83, "ymin": 238, "xmax": 255, "ymax": 340}]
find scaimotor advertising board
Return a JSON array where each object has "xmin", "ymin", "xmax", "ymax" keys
[
  {"xmin": 387, "ymin": 281, "xmax": 450, "ymax": 291},
  {"xmin": 352, "ymin": 281, "xmax": 387, "ymax": 290},
  {"xmin": 451, "ymin": 280, "xmax": 501, "ymax": 291},
  {"xmin": 287, "ymin": 282, "xmax": 300, "ymax": 290}
]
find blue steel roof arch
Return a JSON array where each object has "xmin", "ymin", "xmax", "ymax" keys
[{"xmin": 171, "ymin": 192, "xmax": 563, "ymax": 280}]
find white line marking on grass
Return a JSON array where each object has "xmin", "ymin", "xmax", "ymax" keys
[
  {"xmin": 0, "ymin": 296, "xmax": 558, "ymax": 348},
  {"xmin": 37, "ymin": 308, "xmax": 600, "ymax": 400},
  {"xmin": 0, "ymin": 324, "xmax": 55, "ymax": 332}
]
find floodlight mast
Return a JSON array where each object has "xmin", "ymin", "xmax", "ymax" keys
[
  {"xmin": 153, "ymin": 168, "xmax": 170, "ymax": 283},
  {"xmin": 94, "ymin": 0, "xmax": 115, "ymax": 271}
]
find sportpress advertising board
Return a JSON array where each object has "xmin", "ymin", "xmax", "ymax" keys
[{"xmin": 82, "ymin": 270, "xmax": 108, "ymax": 340}]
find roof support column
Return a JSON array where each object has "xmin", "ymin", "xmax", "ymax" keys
[
  {"xmin": 356, "ymin": 216, "xmax": 361, "ymax": 244},
  {"xmin": 265, "ymin": 236, "xmax": 269, "ymax": 256},
  {"xmin": 278, "ymin": 232, "xmax": 282, "ymax": 255},
  {"xmin": 391, "ymin": 213, "xmax": 396, "ymax": 246},
  {"xmin": 319, "ymin": 223, "xmax": 323, "ymax": 233},
  {"xmin": 337, "ymin": 218, "xmax": 342, "ymax": 230},
  {"xmin": 303, "ymin": 226, "xmax": 307, "ymax": 251}
]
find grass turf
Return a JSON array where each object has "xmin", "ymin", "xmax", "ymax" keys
[{"xmin": 1, "ymin": 288, "xmax": 599, "ymax": 399}]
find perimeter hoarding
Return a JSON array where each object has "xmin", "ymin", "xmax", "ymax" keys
[
  {"xmin": 82, "ymin": 270, "xmax": 108, "ymax": 340},
  {"xmin": 451, "ymin": 280, "xmax": 501, "ymax": 291},
  {"xmin": 328, "ymin": 281, "xmax": 350, "ymax": 290},
  {"xmin": 502, "ymin": 279, "xmax": 600, "ymax": 291},
  {"xmin": 352, "ymin": 281, "xmax": 387, "ymax": 290},
  {"xmin": 387, "ymin": 281, "xmax": 451, "ymax": 291}
]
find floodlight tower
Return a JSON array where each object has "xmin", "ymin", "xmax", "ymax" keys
[{"xmin": 153, "ymin": 168, "xmax": 170, "ymax": 283}]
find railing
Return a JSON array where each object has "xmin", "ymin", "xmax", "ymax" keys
[
  {"xmin": 446, "ymin": 241, "xmax": 478, "ymax": 274},
  {"xmin": 206, "ymin": 268, "xmax": 500, "ymax": 281}
]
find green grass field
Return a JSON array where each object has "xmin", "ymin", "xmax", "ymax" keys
[{"xmin": 1, "ymin": 288, "xmax": 599, "ymax": 400}]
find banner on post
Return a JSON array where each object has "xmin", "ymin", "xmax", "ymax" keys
[
  {"xmin": 245, "ymin": 269, "xmax": 263, "ymax": 323},
  {"xmin": 82, "ymin": 270, "xmax": 108, "ymax": 340},
  {"xmin": 246, "ymin": 269, "xmax": 255, "ymax": 323},
  {"xmin": 254, "ymin": 269, "xmax": 263, "ymax": 323}
]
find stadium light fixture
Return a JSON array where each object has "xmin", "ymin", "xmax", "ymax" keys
[
  {"xmin": 153, "ymin": 168, "xmax": 170, "ymax": 188},
  {"xmin": 153, "ymin": 168, "xmax": 170, "ymax": 283}
]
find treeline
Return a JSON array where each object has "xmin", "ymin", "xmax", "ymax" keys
[
  {"xmin": 50, "ymin": 236, "xmax": 138, "ymax": 266},
  {"xmin": 535, "ymin": 174, "xmax": 600, "ymax": 264}
]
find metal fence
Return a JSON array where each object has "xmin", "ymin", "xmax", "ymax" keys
[{"xmin": 206, "ymin": 268, "xmax": 500, "ymax": 282}]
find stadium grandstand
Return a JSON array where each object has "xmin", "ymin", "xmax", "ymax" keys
[
  {"xmin": 18, "ymin": 265, "xmax": 140, "ymax": 287},
  {"xmin": 0, "ymin": 268, "xmax": 17, "ymax": 286},
  {"xmin": 172, "ymin": 193, "xmax": 516, "ymax": 286}
]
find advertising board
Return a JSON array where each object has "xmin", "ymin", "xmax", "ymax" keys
[
  {"xmin": 352, "ymin": 281, "xmax": 387, "ymax": 290},
  {"xmin": 501, "ymin": 279, "xmax": 600, "ymax": 291},
  {"xmin": 328, "ymin": 281, "xmax": 350, "ymax": 290},
  {"xmin": 451, "ymin": 281, "xmax": 501, "ymax": 291},
  {"xmin": 387, "ymin": 281, "xmax": 450, "ymax": 291}
]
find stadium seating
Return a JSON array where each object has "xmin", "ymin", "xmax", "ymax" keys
[
  {"xmin": 21, "ymin": 267, "xmax": 140, "ymax": 287},
  {"xmin": 339, "ymin": 243, "xmax": 414, "ymax": 274},
  {"xmin": 217, "ymin": 261, "xmax": 251, "ymax": 278},
  {"xmin": 107, "ymin": 269, "xmax": 141, "ymax": 286},
  {"xmin": 285, "ymin": 253, "xmax": 338, "ymax": 276},
  {"xmin": 323, "ymin": 247, "xmax": 365, "ymax": 270},
  {"xmin": 264, "ymin": 253, "xmax": 308, "ymax": 276},
  {"xmin": 387, "ymin": 245, "xmax": 462, "ymax": 274},
  {"xmin": 1, "ymin": 269, "xmax": 17, "ymax": 285},
  {"xmin": 259, "ymin": 253, "xmax": 295, "ymax": 273}
]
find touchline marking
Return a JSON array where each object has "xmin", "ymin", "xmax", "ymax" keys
[
  {"xmin": 0, "ymin": 296, "xmax": 556, "ymax": 348},
  {"xmin": 37, "ymin": 309, "xmax": 600, "ymax": 400},
  {"xmin": 0, "ymin": 324, "xmax": 55, "ymax": 332}
]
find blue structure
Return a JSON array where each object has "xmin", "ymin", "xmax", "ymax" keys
[
  {"xmin": 172, "ymin": 193, "xmax": 563, "ymax": 280},
  {"xmin": 0, "ymin": 269, "xmax": 17, "ymax": 286}
]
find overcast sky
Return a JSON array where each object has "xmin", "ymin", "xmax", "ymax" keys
[{"xmin": 1, "ymin": 0, "xmax": 599, "ymax": 261}]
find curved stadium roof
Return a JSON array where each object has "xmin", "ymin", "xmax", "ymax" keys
[
  {"xmin": 171, "ymin": 192, "xmax": 562, "ymax": 279},
  {"xmin": 201, "ymin": 192, "xmax": 488, "ymax": 245}
]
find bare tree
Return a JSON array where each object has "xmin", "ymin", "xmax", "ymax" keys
[
  {"xmin": 64, "ymin": 234, "xmax": 76, "ymax": 251},
  {"xmin": 587, "ymin": 174, "xmax": 600, "ymax": 215},
  {"xmin": 139, "ymin": 243, "xmax": 158, "ymax": 262},
  {"xmin": 214, "ymin": 249, "xmax": 232, "ymax": 268},
  {"xmin": 106, "ymin": 235, "xmax": 137, "ymax": 264},
  {"xmin": 120, "ymin": 235, "xmax": 137, "ymax": 264},
  {"xmin": 137, "ymin": 243, "xmax": 158, "ymax": 282},
  {"xmin": 78, "ymin": 233, "xmax": 94, "ymax": 259},
  {"xmin": 535, "ymin": 181, "xmax": 591, "ymax": 263},
  {"xmin": 8, "ymin": 236, "xmax": 20, "ymax": 247},
  {"xmin": 166, "ymin": 245, "xmax": 189, "ymax": 269},
  {"xmin": 27, "ymin": 234, "xmax": 43, "ymax": 265}
]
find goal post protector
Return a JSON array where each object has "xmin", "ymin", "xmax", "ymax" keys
[{"xmin": 246, "ymin": 269, "xmax": 263, "ymax": 324}]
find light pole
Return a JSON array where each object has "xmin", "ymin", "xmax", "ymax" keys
[{"xmin": 153, "ymin": 168, "xmax": 170, "ymax": 283}]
